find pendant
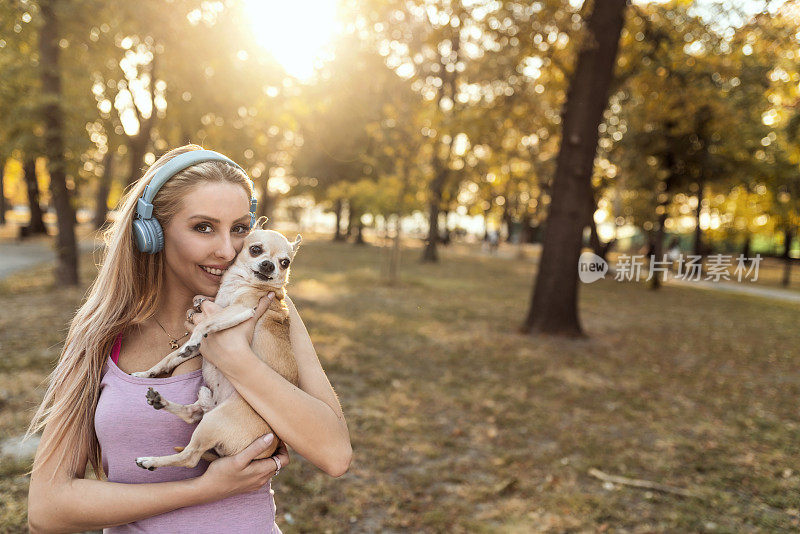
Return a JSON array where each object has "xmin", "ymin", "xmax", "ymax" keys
[{"xmin": 170, "ymin": 340, "xmax": 179, "ymax": 349}]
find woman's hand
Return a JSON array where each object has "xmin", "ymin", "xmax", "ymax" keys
[
  {"xmin": 184, "ymin": 292, "xmax": 275, "ymax": 368},
  {"xmin": 196, "ymin": 434, "xmax": 291, "ymax": 500}
]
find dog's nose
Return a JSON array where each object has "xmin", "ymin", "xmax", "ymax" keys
[{"xmin": 259, "ymin": 260, "xmax": 275, "ymax": 273}]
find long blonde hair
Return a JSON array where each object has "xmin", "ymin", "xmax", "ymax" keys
[{"xmin": 24, "ymin": 144, "xmax": 254, "ymax": 480}]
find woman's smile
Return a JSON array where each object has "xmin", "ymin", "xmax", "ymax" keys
[{"xmin": 199, "ymin": 264, "xmax": 228, "ymax": 282}]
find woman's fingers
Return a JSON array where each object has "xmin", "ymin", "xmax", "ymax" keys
[
  {"xmin": 185, "ymin": 295, "xmax": 223, "ymax": 332},
  {"xmin": 235, "ymin": 434, "xmax": 275, "ymax": 471},
  {"xmin": 273, "ymin": 440, "xmax": 289, "ymax": 462},
  {"xmin": 269, "ymin": 441, "xmax": 291, "ymax": 473},
  {"xmin": 199, "ymin": 299, "xmax": 222, "ymax": 314},
  {"xmin": 258, "ymin": 292, "xmax": 275, "ymax": 315},
  {"xmin": 192, "ymin": 295, "xmax": 216, "ymax": 312},
  {"xmin": 250, "ymin": 440, "xmax": 290, "ymax": 477}
]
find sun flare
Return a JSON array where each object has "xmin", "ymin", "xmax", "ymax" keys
[{"xmin": 242, "ymin": 0, "xmax": 340, "ymax": 80}]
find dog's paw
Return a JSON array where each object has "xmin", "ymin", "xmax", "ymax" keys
[
  {"xmin": 145, "ymin": 387, "xmax": 166, "ymax": 410},
  {"xmin": 131, "ymin": 371, "xmax": 153, "ymax": 378},
  {"xmin": 180, "ymin": 343, "xmax": 200, "ymax": 358},
  {"xmin": 135, "ymin": 457, "xmax": 157, "ymax": 471}
]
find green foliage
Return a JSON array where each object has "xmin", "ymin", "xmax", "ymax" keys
[{"xmin": 0, "ymin": 0, "xmax": 797, "ymax": 248}]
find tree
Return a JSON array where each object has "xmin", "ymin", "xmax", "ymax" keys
[
  {"xmin": 23, "ymin": 158, "xmax": 47, "ymax": 234},
  {"xmin": 521, "ymin": 0, "xmax": 628, "ymax": 337},
  {"xmin": 39, "ymin": 0, "xmax": 79, "ymax": 285}
]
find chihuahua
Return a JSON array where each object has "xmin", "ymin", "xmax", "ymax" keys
[{"xmin": 132, "ymin": 228, "xmax": 301, "ymax": 470}]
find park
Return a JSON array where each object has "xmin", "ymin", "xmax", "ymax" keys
[{"xmin": 1, "ymin": 0, "xmax": 799, "ymax": 532}]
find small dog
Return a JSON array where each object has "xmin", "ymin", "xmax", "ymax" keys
[{"xmin": 132, "ymin": 229, "xmax": 302, "ymax": 470}]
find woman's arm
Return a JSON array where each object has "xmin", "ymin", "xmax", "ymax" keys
[
  {"xmin": 220, "ymin": 296, "xmax": 352, "ymax": 477},
  {"xmin": 28, "ymin": 420, "xmax": 216, "ymax": 533},
  {"xmin": 30, "ymin": 474, "xmax": 214, "ymax": 533}
]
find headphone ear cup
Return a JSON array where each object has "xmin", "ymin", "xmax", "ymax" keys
[
  {"xmin": 132, "ymin": 218, "xmax": 164, "ymax": 254},
  {"xmin": 132, "ymin": 219, "xmax": 150, "ymax": 253},
  {"xmin": 150, "ymin": 218, "xmax": 165, "ymax": 253}
]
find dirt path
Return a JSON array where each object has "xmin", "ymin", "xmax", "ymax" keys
[
  {"xmin": 0, "ymin": 237, "xmax": 102, "ymax": 280},
  {"xmin": 662, "ymin": 276, "xmax": 800, "ymax": 303}
]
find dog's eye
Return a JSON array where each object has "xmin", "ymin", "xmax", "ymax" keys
[
  {"xmin": 279, "ymin": 258, "xmax": 290, "ymax": 269},
  {"xmin": 249, "ymin": 245, "xmax": 262, "ymax": 256}
]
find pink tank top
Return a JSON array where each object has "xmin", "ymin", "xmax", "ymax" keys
[{"xmin": 94, "ymin": 334, "xmax": 281, "ymax": 533}]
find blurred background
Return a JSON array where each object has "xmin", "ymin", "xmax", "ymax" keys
[{"xmin": 1, "ymin": 0, "xmax": 799, "ymax": 532}]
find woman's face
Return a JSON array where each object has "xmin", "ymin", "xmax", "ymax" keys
[{"xmin": 162, "ymin": 181, "xmax": 251, "ymax": 297}]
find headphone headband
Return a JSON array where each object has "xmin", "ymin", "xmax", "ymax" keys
[{"xmin": 132, "ymin": 149, "xmax": 260, "ymax": 254}]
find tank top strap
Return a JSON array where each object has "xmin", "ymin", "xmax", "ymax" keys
[{"xmin": 111, "ymin": 333, "xmax": 122, "ymax": 365}]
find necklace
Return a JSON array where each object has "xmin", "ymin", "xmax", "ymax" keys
[{"xmin": 154, "ymin": 317, "xmax": 190, "ymax": 349}]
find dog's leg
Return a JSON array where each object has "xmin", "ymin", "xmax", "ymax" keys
[
  {"xmin": 178, "ymin": 305, "xmax": 257, "ymax": 358},
  {"xmin": 135, "ymin": 425, "xmax": 220, "ymax": 470},
  {"xmin": 172, "ymin": 446, "xmax": 220, "ymax": 463},
  {"xmin": 130, "ymin": 348, "xmax": 199, "ymax": 379},
  {"xmin": 145, "ymin": 387, "xmax": 212, "ymax": 424},
  {"xmin": 135, "ymin": 394, "xmax": 242, "ymax": 470}
]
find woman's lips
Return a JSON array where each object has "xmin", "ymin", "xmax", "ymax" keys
[{"xmin": 198, "ymin": 265, "xmax": 223, "ymax": 282}]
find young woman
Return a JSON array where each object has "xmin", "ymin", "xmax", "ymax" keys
[{"xmin": 25, "ymin": 145, "xmax": 352, "ymax": 533}]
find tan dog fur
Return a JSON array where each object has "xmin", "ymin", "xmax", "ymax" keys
[{"xmin": 132, "ymin": 229, "xmax": 301, "ymax": 471}]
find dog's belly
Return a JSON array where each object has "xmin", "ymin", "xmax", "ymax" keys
[{"xmin": 201, "ymin": 360, "xmax": 236, "ymax": 404}]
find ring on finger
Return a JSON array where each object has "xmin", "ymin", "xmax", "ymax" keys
[
  {"xmin": 193, "ymin": 297, "xmax": 207, "ymax": 312},
  {"xmin": 186, "ymin": 309, "xmax": 196, "ymax": 321},
  {"xmin": 272, "ymin": 456, "xmax": 281, "ymax": 475}
]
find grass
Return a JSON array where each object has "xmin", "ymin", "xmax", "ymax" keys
[{"xmin": 1, "ymin": 233, "xmax": 799, "ymax": 532}]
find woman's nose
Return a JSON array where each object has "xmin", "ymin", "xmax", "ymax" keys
[{"xmin": 215, "ymin": 233, "xmax": 236, "ymax": 261}]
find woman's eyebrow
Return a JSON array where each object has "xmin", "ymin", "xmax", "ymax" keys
[{"xmin": 189, "ymin": 214, "xmax": 250, "ymax": 223}]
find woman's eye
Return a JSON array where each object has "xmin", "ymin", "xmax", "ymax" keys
[
  {"xmin": 234, "ymin": 225, "xmax": 249, "ymax": 234},
  {"xmin": 194, "ymin": 223, "xmax": 212, "ymax": 233}
]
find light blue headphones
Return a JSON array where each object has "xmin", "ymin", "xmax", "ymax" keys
[{"xmin": 132, "ymin": 149, "xmax": 258, "ymax": 254}]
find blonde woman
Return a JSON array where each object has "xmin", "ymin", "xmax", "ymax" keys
[{"xmin": 25, "ymin": 145, "xmax": 352, "ymax": 533}]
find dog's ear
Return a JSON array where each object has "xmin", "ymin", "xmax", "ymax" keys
[
  {"xmin": 291, "ymin": 234, "xmax": 302, "ymax": 255},
  {"xmin": 255, "ymin": 216, "xmax": 269, "ymax": 230}
]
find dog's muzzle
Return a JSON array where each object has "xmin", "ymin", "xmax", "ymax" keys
[{"xmin": 253, "ymin": 260, "xmax": 275, "ymax": 282}]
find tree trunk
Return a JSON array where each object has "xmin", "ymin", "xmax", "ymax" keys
[
  {"xmin": 345, "ymin": 201, "xmax": 354, "ymax": 240},
  {"xmin": 422, "ymin": 167, "xmax": 447, "ymax": 262},
  {"xmin": 125, "ymin": 52, "xmax": 158, "ymax": 186},
  {"xmin": 23, "ymin": 158, "xmax": 48, "ymax": 234},
  {"xmin": 389, "ymin": 213, "xmax": 402, "ymax": 285},
  {"xmin": 39, "ymin": 0, "xmax": 79, "ymax": 285},
  {"xmin": 782, "ymin": 227, "xmax": 793, "ymax": 287},
  {"xmin": 692, "ymin": 180, "xmax": 705, "ymax": 256},
  {"xmin": 332, "ymin": 198, "xmax": 345, "ymax": 241},
  {"xmin": 387, "ymin": 159, "xmax": 410, "ymax": 283},
  {"xmin": 517, "ymin": 210, "xmax": 532, "ymax": 259},
  {"xmin": 94, "ymin": 150, "xmax": 114, "ymax": 229},
  {"xmin": 649, "ymin": 176, "xmax": 674, "ymax": 291},
  {"xmin": 521, "ymin": 0, "xmax": 627, "ymax": 337},
  {"xmin": 126, "ymin": 136, "xmax": 148, "ymax": 187},
  {"xmin": 0, "ymin": 157, "xmax": 6, "ymax": 225},
  {"xmin": 587, "ymin": 190, "xmax": 601, "ymax": 255},
  {"xmin": 355, "ymin": 221, "xmax": 365, "ymax": 245},
  {"xmin": 255, "ymin": 171, "xmax": 274, "ymax": 227},
  {"xmin": 422, "ymin": 21, "xmax": 460, "ymax": 263}
]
